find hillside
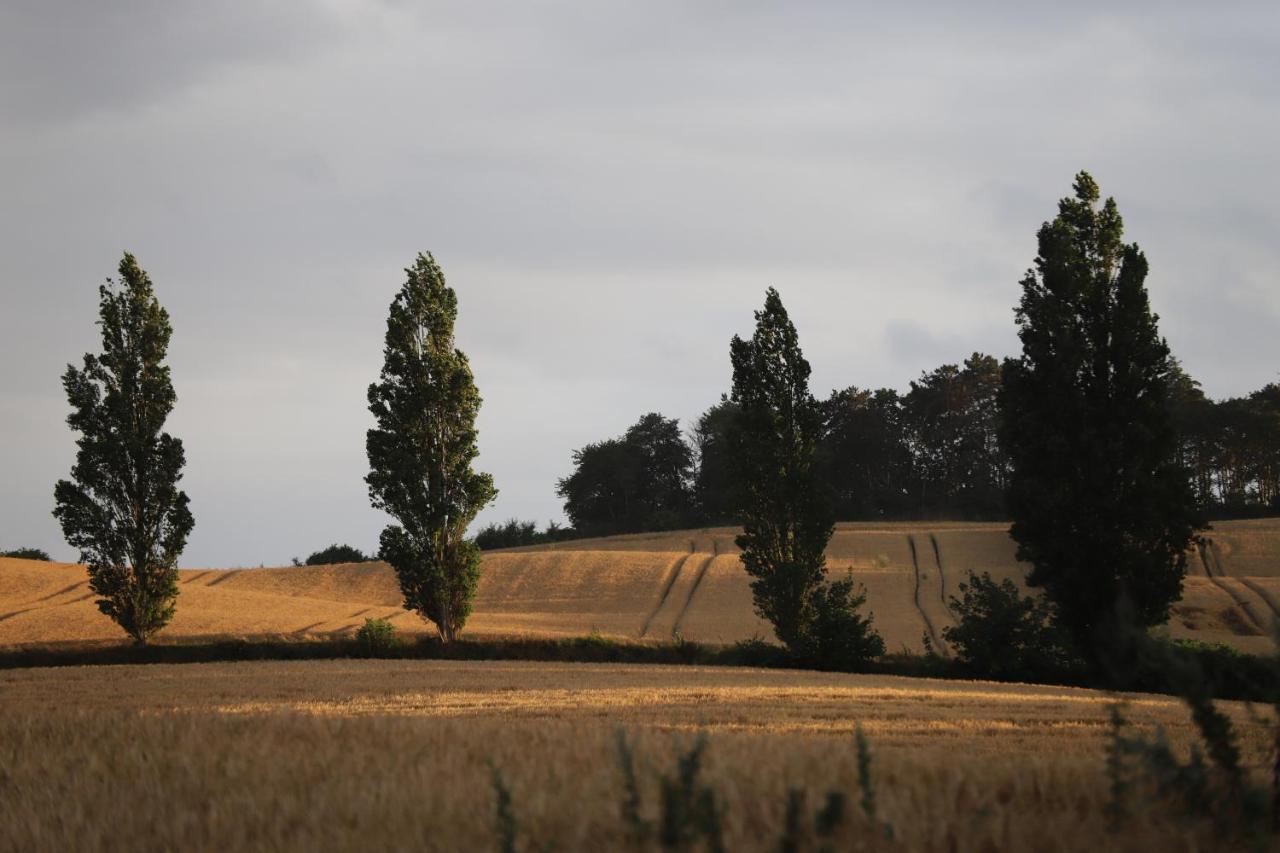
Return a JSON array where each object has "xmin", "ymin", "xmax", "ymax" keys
[{"xmin": 1, "ymin": 519, "xmax": 1278, "ymax": 653}]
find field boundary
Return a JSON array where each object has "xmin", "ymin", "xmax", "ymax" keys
[{"xmin": 0, "ymin": 633, "xmax": 1273, "ymax": 703}]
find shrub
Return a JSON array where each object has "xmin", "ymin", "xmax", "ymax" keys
[
  {"xmin": 942, "ymin": 571, "xmax": 1075, "ymax": 680},
  {"xmin": 304, "ymin": 544, "xmax": 371, "ymax": 565},
  {"xmin": 1, "ymin": 547, "xmax": 52, "ymax": 561},
  {"xmin": 354, "ymin": 618, "xmax": 399, "ymax": 657},
  {"xmin": 474, "ymin": 519, "xmax": 540, "ymax": 550},
  {"xmin": 796, "ymin": 575, "xmax": 885, "ymax": 671}
]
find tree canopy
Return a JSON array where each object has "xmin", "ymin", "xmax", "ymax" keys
[
  {"xmin": 366, "ymin": 253, "xmax": 496, "ymax": 642},
  {"xmin": 53, "ymin": 253, "xmax": 193, "ymax": 644},
  {"xmin": 999, "ymin": 172, "xmax": 1203, "ymax": 660}
]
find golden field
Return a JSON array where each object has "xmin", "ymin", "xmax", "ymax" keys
[
  {"xmin": 0, "ymin": 658, "xmax": 1274, "ymax": 851},
  {"xmin": 2, "ymin": 520, "xmax": 1277, "ymax": 653}
]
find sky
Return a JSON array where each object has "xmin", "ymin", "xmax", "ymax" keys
[{"xmin": 2, "ymin": 2, "xmax": 1278, "ymax": 567}]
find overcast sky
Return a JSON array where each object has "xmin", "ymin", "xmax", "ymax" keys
[{"xmin": 2, "ymin": 2, "xmax": 1277, "ymax": 567}]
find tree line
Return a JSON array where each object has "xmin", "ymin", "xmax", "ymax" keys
[
  {"xmin": 46, "ymin": 171, "xmax": 1260, "ymax": 684},
  {"xmin": 549, "ymin": 360, "xmax": 1277, "ymax": 541}
]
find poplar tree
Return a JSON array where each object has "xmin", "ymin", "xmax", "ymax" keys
[
  {"xmin": 1000, "ymin": 172, "xmax": 1202, "ymax": 662},
  {"xmin": 729, "ymin": 288, "xmax": 834, "ymax": 648},
  {"xmin": 53, "ymin": 253, "xmax": 194, "ymax": 644},
  {"xmin": 366, "ymin": 253, "xmax": 496, "ymax": 642}
]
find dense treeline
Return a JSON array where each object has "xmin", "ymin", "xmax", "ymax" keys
[
  {"xmin": 552, "ymin": 358, "xmax": 1277, "ymax": 539},
  {"xmin": 1169, "ymin": 365, "xmax": 1280, "ymax": 517}
]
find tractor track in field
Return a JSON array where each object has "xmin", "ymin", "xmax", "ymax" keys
[
  {"xmin": 206, "ymin": 570, "xmax": 240, "ymax": 587},
  {"xmin": 639, "ymin": 554, "xmax": 693, "ymax": 639},
  {"xmin": 1199, "ymin": 542, "xmax": 1268, "ymax": 634},
  {"xmin": 1239, "ymin": 578, "xmax": 1280, "ymax": 624},
  {"xmin": 670, "ymin": 555, "xmax": 716, "ymax": 638},
  {"xmin": 929, "ymin": 534, "xmax": 956, "ymax": 621},
  {"xmin": 908, "ymin": 535, "xmax": 945, "ymax": 654},
  {"xmin": 32, "ymin": 581, "xmax": 87, "ymax": 604}
]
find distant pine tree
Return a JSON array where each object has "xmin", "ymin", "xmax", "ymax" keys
[
  {"xmin": 53, "ymin": 253, "xmax": 194, "ymax": 644},
  {"xmin": 366, "ymin": 253, "xmax": 496, "ymax": 642},
  {"xmin": 1000, "ymin": 172, "xmax": 1203, "ymax": 664}
]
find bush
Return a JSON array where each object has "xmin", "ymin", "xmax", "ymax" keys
[
  {"xmin": 1, "ymin": 547, "xmax": 52, "ymax": 561},
  {"xmin": 473, "ymin": 519, "xmax": 580, "ymax": 550},
  {"xmin": 474, "ymin": 519, "xmax": 540, "ymax": 550},
  {"xmin": 1106, "ymin": 636, "xmax": 1278, "ymax": 841},
  {"xmin": 303, "ymin": 544, "xmax": 371, "ymax": 565},
  {"xmin": 796, "ymin": 575, "xmax": 885, "ymax": 671},
  {"xmin": 942, "ymin": 571, "xmax": 1076, "ymax": 680},
  {"xmin": 354, "ymin": 618, "xmax": 399, "ymax": 657}
]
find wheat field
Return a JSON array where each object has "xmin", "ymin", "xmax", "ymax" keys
[
  {"xmin": 2, "ymin": 520, "xmax": 1277, "ymax": 653},
  {"xmin": 0, "ymin": 658, "xmax": 1273, "ymax": 852}
]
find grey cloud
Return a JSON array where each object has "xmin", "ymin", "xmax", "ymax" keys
[{"xmin": 1, "ymin": 2, "xmax": 1277, "ymax": 566}]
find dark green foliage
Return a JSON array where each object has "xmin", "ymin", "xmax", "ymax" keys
[
  {"xmin": 658, "ymin": 736, "xmax": 725, "ymax": 853},
  {"xmin": 795, "ymin": 574, "xmax": 885, "ymax": 671},
  {"xmin": 366, "ymin": 253, "xmax": 496, "ymax": 642},
  {"xmin": 1105, "ymin": 631, "xmax": 1279, "ymax": 841},
  {"xmin": 1107, "ymin": 700, "xmax": 1271, "ymax": 840},
  {"xmin": 303, "ymin": 544, "xmax": 371, "ymax": 565},
  {"xmin": 612, "ymin": 731, "xmax": 725, "ymax": 853},
  {"xmin": 855, "ymin": 726, "xmax": 876, "ymax": 822},
  {"xmin": 474, "ymin": 519, "xmax": 578, "ymax": 550},
  {"xmin": 475, "ymin": 519, "xmax": 538, "ymax": 550},
  {"xmin": 557, "ymin": 413, "xmax": 694, "ymax": 537},
  {"xmin": 691, "ymin": 396, "xmax": 743, "ymax": 525},
  {"xmin": 999, "ymin": 172, "xmax": 1204, "ymax": 664},
  {"xmin": 354, "ymin": 617, "xmax": 398, "ymax": 657},
  {"xmin": 489, "ymin": 763, "xmax": 519, "ymax": 853},
  {"xmin": 902, "ymin": 354, "xmax": 1007, "ymax": 518},
  {"xmin": 777, "ymin": 788, "xmax": 850, "ymax": 853},
  {"xmin": 729, "ymin": 288, "xmax": 836, "ymax": 651},
  {"xmin": 941, "ymin": 571, "xmax": 1074, "ymax": 680},
  {"xmin": 819, "ymin": 387, "xmax": 914, "ymax": 520},
  {"xmin": 1, "ymin": 547, "xmax": 52, "ymax": 561},
  {"xmin": 616, "ymin": 731, "xmax": 651, "ymax": 843},
  {"xmin": 53, "ymin": 253, "xmax": 193, "ymax": 645}
]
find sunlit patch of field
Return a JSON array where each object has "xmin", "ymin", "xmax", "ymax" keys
[
  {"xmin": 1, "ymin": 519, "xmax": 1276, "ymax": 652},
  {"xmin": 0, "ymin": 660, "xmax": 1271, "ymax": 851}
]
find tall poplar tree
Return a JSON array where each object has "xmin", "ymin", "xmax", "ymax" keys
[
  {"xmin": 729, "ymin": 288, "xmax": 835, "ymax": 649},
  {"xmin": 53, "ymin": 253, "xmax": 194, "ymax": 644},
  {"xmin": 366, "ymin": 253, "xmax": 496, "ymax": 642},
  {"xmin": 1000, "ymin": 172, "xmax": 1202, "ymax": 661}
]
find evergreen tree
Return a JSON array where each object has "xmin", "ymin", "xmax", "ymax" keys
[
  {"xmin": 366, "ymin": 253, "xmax": 496, "ymax": 642},
  {"xmin": 729, "ymin": 288, "xmax": 837, "ymax": 649},
  {"xmin": 53, "ymin": 253, "xmax": 193, "ymax": 644},
  {"xmin": 999, "ymin": 172, "xmax": 1202, "ymax": 662}
]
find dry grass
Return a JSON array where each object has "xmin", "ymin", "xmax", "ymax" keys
[
  {"xmin": 2, "ymin": 519, "xmax": 1277, "ymax": 652},
  {"xmin": 0, "ymin": 659, "xmax": 1272, "ymax": 852}
]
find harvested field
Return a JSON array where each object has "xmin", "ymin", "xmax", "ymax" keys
[
  {"xmin": 0, "ymin": 659, "xmax": 1272, "ymax": 852},
  {"xmin": 1, "ymin": 519, "xmax": 1277, "ymax": 653}
]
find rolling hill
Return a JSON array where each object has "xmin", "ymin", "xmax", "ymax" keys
[{"xmin": 2, "ymin": 519, "xmax": 1278, "ymax": 653}]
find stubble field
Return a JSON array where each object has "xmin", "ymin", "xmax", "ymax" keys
[
  {"xmin": 2, "ymin": 519, "xmax": 1278, "ymax": 654},
  {"xmin": 0, "ymin": 658, "xmax": 1274, "ymax": 852}
]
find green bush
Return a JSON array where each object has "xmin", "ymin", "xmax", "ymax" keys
[
  {"xmin": 1, "ymin": 547, "xmax": 52, "ymax": 561},
  {"xmin": 796, "ymin": 576, "xmax": 885, "ymax": 671},
  {"xmin": 942, "ymin": 571, "xmax": 1075, "ymax": 680},
  {"xmin": 354, "ymin": 618, "xmax": 399, "ymax": 657},
  {"xmin": 303, "ymin": 544, "xmax": 372, "ymax": 566}
]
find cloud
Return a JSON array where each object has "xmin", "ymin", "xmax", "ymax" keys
[{"xmin": 2, "ymin": 2, "xmax": 1277, "ymax": 565}]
